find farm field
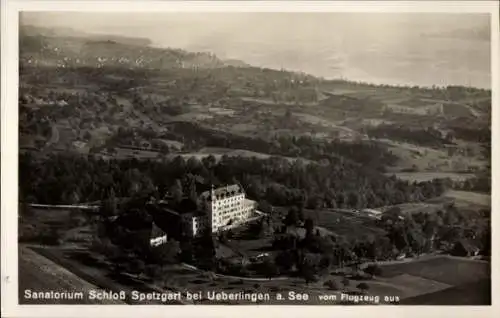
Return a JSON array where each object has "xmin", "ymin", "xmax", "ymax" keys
[
  {"xmin": 377, "ymin": 273, "xmax": 452, "ymax": 297},
  {"xmin": 19, "ymin": 246, "xmax": 124, "ymax": 304},
  {"xmin": 354, "ymin": 255, "xmax": 492, "ymax": 304},
  {"xmin": 187, "ymin": 147, "xmax": 313, "ymax": 163},
  {"xmin": 30, "ymin": 246, "xmax": 184, "ymax": 304},
  {"xmin": 303, "ymin": 209, "xmax": 386, "ymax": 240},
  {"xmin": 387, "ymin": 172, "xmax": 475, "ymax": 182},
  {"xmin": 400, "ymin": 278, "xmax": 491, "ymax": 305},
  {"xmin": 223, "ymin": 236, "xmax": 274, "ymax": 259},
  {"xmin": 112, "ymin": 147, "xmax": 162, "ymax": 160},
  {"xmin": 398, "ymin": 190, "xmax": 492, "ymax": 214},
  {"xmin": 378, "ymin": 202, "xmax": 445, "ymax": 215},
  {"xmin": 18, "ymin": 206, "xmax": 95, "ymax": 248},
  {"xmin": 443, "ymin": 190, "xmax": 491, "ymax": 208},
  {"xmin": 199, "ymin": 147, "xmax": 272, "ymax": 159},
  {"xmin": 378, "ymin": 139, "xmax": 485, "ymax": 172},
  {"xmin": 378, "ymin": 255, "xmax": 490, "ymax": 286}
]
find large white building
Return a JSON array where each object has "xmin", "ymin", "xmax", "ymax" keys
[{"xmin": 182, "ymin": 184, "xmax": 257, "ymax": 237}]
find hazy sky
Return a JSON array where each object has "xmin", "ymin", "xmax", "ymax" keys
[{"xmin": 21, "ymin": 12, "xmax": 491, "ymax": 88}]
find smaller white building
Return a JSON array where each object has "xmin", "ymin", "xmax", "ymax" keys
[
  {"xmin": 361, "ymin": 208, "xmax": 383, "ymax": 219},
  {"xmin": 149, "ymin": 222, "xmax": 168, "ymax": 247}
]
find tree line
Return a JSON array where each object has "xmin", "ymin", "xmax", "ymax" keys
[
  {"xmin": 20, "ymin": 152, "xmax": 446, "ymax": 211},
  {"xmin": 366, "ymin": 125, "xmax": 454, "ymax": 148}
]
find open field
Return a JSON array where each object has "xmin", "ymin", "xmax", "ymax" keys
[
  {"xmin": 295, "ymin": 113, "xmax": 358, "ymax": 135},
  {"xmin": 30, "ymin": 246, "xmax": 185, "ymax": 304},
  {"xmin": 378, "ymin": 273, "xmax": 451, "ymax": 297},
  {"xmin": 378, "ymin": 202, "xmax": 445, "ymax": 215},
  {"xmin": 303, "ymin": 209, "xmax": 386, "ymax": 240},
  {"xmin": 357, "ymin": 255, "xmax": 492, "ymax": 304},
  {"xmin": 378, "ymin": 139, "xmax": 485, "ymax": 172},
  {"xmin": 196, "ymin": 147, "xmax": 313, "ymax": 163},
  {"xmin": 19, "ymin": 246, "xmax": 124, "ymax": 304},
  {"xmin": 387, "ymin": 172, "xmax": 475, "ymax": 182},
  {"xmin": 382, "ymin": 191, "xmax": 490, "ymax": 216},
  {"xmin": 19, "ymin": 206, "xmax": 94, "ymax": 247},
  {"xmin": 199, "ymin": 147, "xmax": 272, "ymax": 159},
  {"xmin": 443, "ymin": 190, "xmax": 491, "ymax": 208},
  {"xmin": 378, "ymin": 255, "xmax": 490, "ymax": 286},
  {"xmin": 400, "ymin": 278, "xmax": 491, "ymax": 305},
  {"xmin": 224, "ymin": 237, "xmax": 274, "ymax": 258},
  {"xmin": 112, "ymin": 147, "xmax": 161, "ymax": 160}
]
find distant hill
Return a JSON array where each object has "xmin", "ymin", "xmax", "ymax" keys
[
  {"xmin": 222, "ymin": 58, "xmax": 250, "ymax": 68},
  {"xmin": 87, "ymin": 35, "xmax": 152, "ymax": 47},
  {"xmin": 421, "ymin": 26, "xmax": 490, "ymax": 42},
  {"xmin": 19, "ymin": 25, "xmax": 233, "ymax": 70},
  {"xmin": 20, "ymin": 25, "xmax": 88, "ymax": 38}
]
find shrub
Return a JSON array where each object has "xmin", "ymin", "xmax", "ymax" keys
[
  {"xmin": 364, "ymin": 264, "xmax": 382, "ymax": 277},
  {"xmin": 351, "ymin": 270, "xmax": 372, "ymax": 280},
  {"xmin": 324, "ymin": 280, "xmax": 339, "ymax": 290},
  {"xmin": 357, "ymin": 282, "xmax": 370, "ymax": 293}
]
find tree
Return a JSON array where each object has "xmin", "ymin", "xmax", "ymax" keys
[
  {"xmin": 324, "ymin": 280, "xmax": 339, "ymax": 290},
  {"xmin": 342, "ymin": 277, "xmax": 350, "ymax": 287},
  {"xmin": 275, "ymin": 250, "xmax": 295, "ymax": 272},
  {"xmin": 261, "ymin": 258, "xmax": 280, "ymax": 280},
  {"xmin": 364, "ymin": 264, "xmax": 382, "ymax": 277},
  {"xmin": 180, "ymin": 241, "xmax": 194, "ymax": 263},
  {"xmin": 170, "ymin": 179, "xmax": 183, "ymax": 203},
  {"xmin": 188, "ymin": 178, "xmax": 198, "ymax": 209},
  {"xmin": 481, "ymin": 227, "xmax": 491, "ymax": 256},
  {"xmin": 101, "ymin": 188, "xmax": 118, "ymax": 217},
  {"xmin": 304, "ymin": 218, "xmax": 314, "ymax": 238},
  {"xmin": 128, "ymin": 258, "xmax": 146, "ymax": 276},
  {"xmin": 357, "ymin": 282, "xmax": 370, "ymax": 293},
  {"xmin": 20, "ymin": 203, "xmax": 34, "ymax": 218},
  {"xmin": 284, "ymin": 207, "xmax": 299, "ymax": 227},
  {"xmin": 297, "ymin": 205, "xmax": 305, "ymax": 222},
  {"xmin": 300, "ymin": 261, "xmax": 318, "ymax": 286},
  {"xmin": 151, "ymin": 240, "xmax": 181, "ymax": 264}
]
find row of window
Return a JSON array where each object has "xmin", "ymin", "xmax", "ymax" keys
[
  {"xmin": 214, "ymin": 202, "xmax": 243, "ymax": 211},
  {"xmin": 214, "ymin": 210, "xmax": 253, "ymax": 224},
  {"xmin": 214, "ymin": 195, "xmax": 243, "ymax": 205}
]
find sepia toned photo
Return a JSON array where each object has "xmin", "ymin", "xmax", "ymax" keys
[{"xmin": 2, "ymin": 1, "xmax": 499, "ymax": 316}]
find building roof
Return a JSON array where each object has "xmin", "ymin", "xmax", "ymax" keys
[
  {"xmin": 362, "ymin": 209, "xmax": 382, "ymax": 214},
  {"xmin": 200, "ymin": 184, "xmax": 243, "ymax": 201},
  {"xmin": 150, "ymin": 221, "xmax": 166, "ymax": 238}
]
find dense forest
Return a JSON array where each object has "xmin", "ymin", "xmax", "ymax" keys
[
  {"xmin": 109, "ymin": 122, "xmax": 399, "ymax": 171},
  {"xmin": 19, "ymin": 152, "xmax": 446, "ymax": 210}
]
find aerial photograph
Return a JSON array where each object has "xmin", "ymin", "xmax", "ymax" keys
[{"xmin": 17, "ymin": 12, "xmax": 491, "ymax": 305}]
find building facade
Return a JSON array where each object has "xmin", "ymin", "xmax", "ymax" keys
[
  {"xmin": 181, "ymin": 184, "xmax": 257, "ymax": 237},
  {"xmin": 149, "ymin": 222, "xmax": 168, "ymax": 247}
]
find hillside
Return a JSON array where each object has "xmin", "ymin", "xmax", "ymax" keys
[
  {"xmin": 20, "ymin": 25, "xmax": 238, "ymax": 70},
  {"xmin": 19, "ymin": 25, "xmax": 491, "ymax": 180}
]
